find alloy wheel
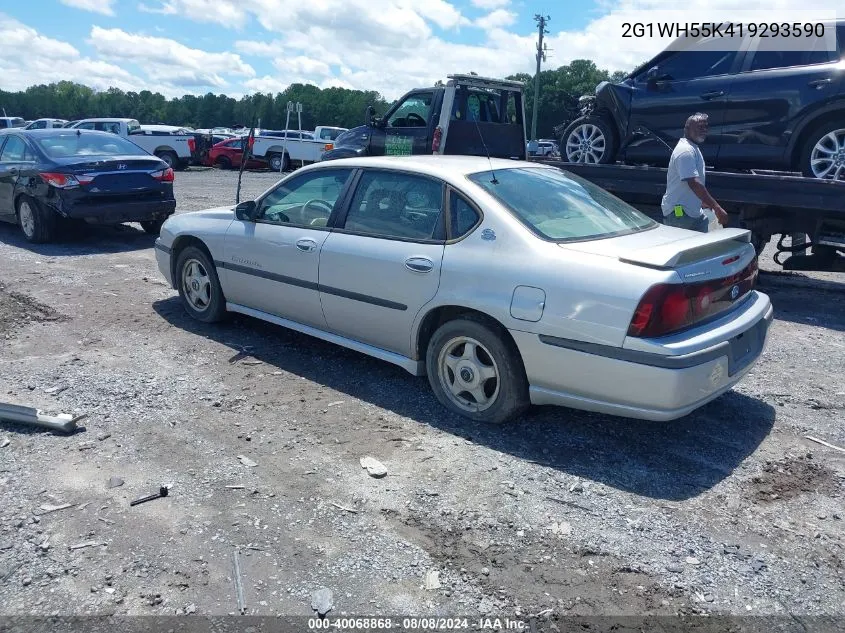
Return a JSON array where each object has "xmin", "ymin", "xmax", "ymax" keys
[
  {"xmin": 181, "ymin": 258, "xmax": 212, "ymax": 312},
  {"xmin": 565, "ymin": 123, "xmax": 607, "ymax": 163},
  {"xmin": 18, "ymin": 201, "xmax": 36, "ymax": 238},
  {"xmin": 810, "ymin": 128, "xmax": 845, "ymax": 180},
  {"xmin": 437, "ymin": 336, "xmax": 501, "ymax": 413}
]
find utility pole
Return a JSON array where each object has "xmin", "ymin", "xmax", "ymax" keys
[{"xmin": 531, "ymin": 14, "xmax": 550, "ymax": 142}]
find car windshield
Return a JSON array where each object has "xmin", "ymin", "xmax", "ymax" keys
[
  {"xmin": 33, "ymin": 132, "xmax": 149, "ymax": 158},
  {"xmin": 468, "ymin": 166, "xmax": 656, "ymax": 241}
]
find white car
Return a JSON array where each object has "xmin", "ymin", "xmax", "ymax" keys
[
  {"xmin": 24, "ymin": 118, "xmax": 68, "ymax": 130},
  {"xmin": 154, "ymin": 155, "xmax": 772, "ymax": 424}
]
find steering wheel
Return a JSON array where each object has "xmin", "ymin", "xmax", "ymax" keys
[
  {"xmin": 406, "ymin": 113, "xmax": 425, "ymax": 127},
  {"xmin": 302, "ymin": 198, "xmax": 334, "ymax": 220}
]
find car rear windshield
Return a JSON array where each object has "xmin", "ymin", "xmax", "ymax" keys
[
  {"xmin": 468, "ymin": 166, "xmax": 656, "ymax": 242},
  {"xmin": 33, "ymin": 132, "xmax": 149, "ymax": 159}
]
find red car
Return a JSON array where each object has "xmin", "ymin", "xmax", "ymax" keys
[{"xmin": 207, "ymin": 137, "xmax": 266, "ymax": 170}]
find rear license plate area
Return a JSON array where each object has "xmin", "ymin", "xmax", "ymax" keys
[{"xmin": 728, "ymin": 321, "xmax": 762, "ymax": 375}]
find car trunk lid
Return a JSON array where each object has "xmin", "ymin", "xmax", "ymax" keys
[
  {"xmin": 561, "ymin": 226, "xmax": 754, "ymax": 276},
  {"xmin": 560, "ymin": 226, "xmax": 759, "ymax": 338},
  {"xmin": 51, "ymin": 156, "xmax": 170, "ymax": 195}
]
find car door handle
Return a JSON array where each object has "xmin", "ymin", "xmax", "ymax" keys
[
  {"xmin": 699, "ymin": 90, "xmax": 725, "ymax": 100},
  {"xmin": 808, "ymin": 78, "xmax": 831, "ymax": 89},
  {"xmin": 295, "ymin": 238, "xmax": 317, "ymax": 252},
  {"xmin": 405, "ymin": 257, "xmax": 433, "ymax": 273}
]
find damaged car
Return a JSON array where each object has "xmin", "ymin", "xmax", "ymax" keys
[
  {"xmin": 0, "ymin": 129, "xmax": 176, "ymax": 243},
  {"xmin": 559, "ymin": 21, "xmax": 845, "ymax": 180}
]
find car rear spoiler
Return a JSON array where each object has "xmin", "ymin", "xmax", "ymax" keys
[{"xmin": 619, "ymin": 228, "xmax": 752, "ymax": 268}]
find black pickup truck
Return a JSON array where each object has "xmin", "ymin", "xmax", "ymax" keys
[{"xmin": 321, "ymin": 74, "xmax": 528, "ymax": 162}]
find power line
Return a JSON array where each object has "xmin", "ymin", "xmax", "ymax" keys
[{"xmin": 530, "ymin": 14, "xmax": 550, "ymax": 142}]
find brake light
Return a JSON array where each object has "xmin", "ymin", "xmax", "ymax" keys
[
  {"xmin": 432, "ymin": 126, "xmax": 442, "ymax": 153},
  {"xmin": 151, "ymin": 167, "xmax": 175, "ymax": 182},
  {"xmin": 187, "ymin": 137, "xmax": 196, "ymax": 153},
  {"xmin": 324, "ymin": 143, "xmax": 334, "ymax": 151},
  {"xmin": 39, "ymin": 172, "xmax": 80, "ymax": 188},
  {"xmin": 627, "ymin": 258, "xmax": 758, "ymax": 338}
]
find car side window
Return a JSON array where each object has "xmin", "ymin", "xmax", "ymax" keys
[
  {"xmin": 656, "ymin": 46, "xmax": 738, "ymax": 80},
  {"xmin": 96, "ymin": 122, "xmax": 121, "ymax": 134},
  {"xmin": 387, "ymin": 93, "xmax": 433, "ymax": 128},
  {"xmin": 256, "ymin": 169, "xmax": 353, "ymax": 227},
  {"xmin": 75, "ymin": 122, "xmax": 96, "ymax": 130},
  {"xmin": 449, "ymin": 190, "xmax": 481, "ymax": 239},
  {"xmin": 0, "ymin": 136, "xmax": 28, "ymax": 162},
  {"xmin": 342, "ymin": 170, "xmax": 444, "ymax": 241},
  {"xmin": 749, "ymin": 50, "xmax": 806, "ymax": 71}
]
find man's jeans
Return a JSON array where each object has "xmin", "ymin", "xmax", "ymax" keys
[{"xmin": 663, "ymin": 210, "xmax": 709, "ymax": 232}]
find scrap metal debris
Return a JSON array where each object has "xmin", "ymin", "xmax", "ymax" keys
[
  {"xmin": 69, "ymin": 541, "xmax": 100, "ymax": 550},
  {"xmin": 232, "ymin": 549, "xmax": 246, "ymax": 614},
  {"xmin": 0, "ymin": 401, "xmax": 86, "ymax": 434},
  {"xmin": 237, "ymin": 455, "xmax": 258, "ymax": 468},
  {"xmin": 805, "ymin": 435, "xmax": 845, "ymax": 454},
  {"xmin": 37, "ymin": 503, "xmax": 73, "ymax": 515},
  {"xmin": 424, "ymin": 570, "xmax": 441, "ymax": 590},
  {"xmin": 130, "ymin": 486, "xmax": 169, "ymax": 506}
]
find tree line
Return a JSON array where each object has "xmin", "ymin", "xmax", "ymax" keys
[{"xmin": 0, "ymin": 59, "xmax": 629, "ymax": 139}]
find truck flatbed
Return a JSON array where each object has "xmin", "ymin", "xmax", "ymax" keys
[{"xmin": 536, "ymin": 159, "xmax": 845, "ymax": 272}]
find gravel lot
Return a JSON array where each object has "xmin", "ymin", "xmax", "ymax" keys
[{"xmin": 0, "ymin": 167, "xmax": 843, "ymax": 626}]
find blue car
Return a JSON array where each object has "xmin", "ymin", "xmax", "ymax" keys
[{"xmin": 0, "ymin": 128, "xmax": 177, "ymax": 243}]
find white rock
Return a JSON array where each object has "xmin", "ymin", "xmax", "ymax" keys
[{"xmin": 360, "ymin": 456, "xmax": 387, "ymax": 478}]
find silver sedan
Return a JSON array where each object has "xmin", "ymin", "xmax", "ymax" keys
[{"xmin": 155, "ymin": 155, "xmax": 773, "ymax": 424}]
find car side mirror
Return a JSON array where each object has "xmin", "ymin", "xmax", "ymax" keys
[{"xmin": 235, "ymin": 200, "xmax": 256, "ymax": 221}]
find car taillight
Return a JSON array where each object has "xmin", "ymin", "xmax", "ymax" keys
[
  {"xmin": 432, "ymin": 126, "xmax": 442, "ymax": 153},
  {"xmin": 188, "ymin": 137, "xmax": 196, "ymax": 153},
  {"xmin": 151, "ymin": 167, "xmax": 175, "ymax": 182},
  {"xmin": 324, "ymin": 143, "xmax": 334, "ymax": 151},
  {"xmin": 39, "ymin": 172, "xmax": 80, "ymax": 188},
  {"xmin": 627, "ymin": 258, "xmax": 758, "ymax": 338}
]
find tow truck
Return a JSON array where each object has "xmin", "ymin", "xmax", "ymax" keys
[{"xmin": 535, "ymin": 158, "xmax": 845, "ymax": 272}]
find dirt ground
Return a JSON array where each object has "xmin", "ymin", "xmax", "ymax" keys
[{"xmin": 0, "ymin": 167, "xmax": 843, "ymax": 627}]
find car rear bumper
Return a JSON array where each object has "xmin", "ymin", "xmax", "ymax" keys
[
  {"xmin": 55, "ymin": 199, "xmax": 176, "ymax": 224},
  {"xmin": 513, "ymin": 292, "xmax": 774, "ymax": 421}
]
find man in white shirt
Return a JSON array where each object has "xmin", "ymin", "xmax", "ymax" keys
[{"xmin": 661, "ymin": 113, "xmax": 729, "ymax": 232}]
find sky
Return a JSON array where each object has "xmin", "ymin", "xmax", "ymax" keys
[{"xmin": 0, "ymin": 0, "xmax": 841, "ymax": 101}]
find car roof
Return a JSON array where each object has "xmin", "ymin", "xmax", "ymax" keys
[
  {"xmin": 74, "ymin": 118, "xmax": 135, "ymax": 123},
  {"xmin": 3, "ymin": 128, "xmax": 125, "ymax": 137},
  {"xmin": 310, "ymin": 155, "xmax": 540, "ymax": 179}
]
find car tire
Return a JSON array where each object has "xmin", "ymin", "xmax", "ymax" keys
[
  {"xmin": 560, "ymin": 115, "xmax": 617, "ymax": 164},
  {"xmin": 798, "ymin": 119, "xmax": 845, "ymax": 181},
  {"xmin": 269, "ymin": 152, "xmax": 289, "ymax": 172},
  {"xmin": 156, "ymin": 151, "xmax": 178, "ymax": 169},
  {"xmin": 215, "ymin": 156, "xmax": 232, "ymax": 170},
  {"xmin": 174, "ymin": 245, "xmax": 227, "ymax": 323},
  {"xmin": 17, "ymin": 196, "xmax": 56, "ymax": 244},
  {"xmin": 426, "ymin": 316, "xmax": 529, "ymax": 424},
  {"xmin": 140, "ymin": 218, "xmax": 166, "ymax": 235}
]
